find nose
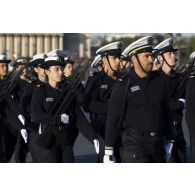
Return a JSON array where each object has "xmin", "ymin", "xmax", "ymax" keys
[
  {"xmin": 148, "ymin": 55, "xmax": 153, "ymax": 62},
  {"xmin": 58, "ymin": 68, "xmax": 63, "ymax": 75},
  {"xmin": 115, "ymin": 57, "xmax": 120, "ymax": 64},
  {"xmin": 172, "ymin": 52, "xmax": 176, "ymax": 58}
]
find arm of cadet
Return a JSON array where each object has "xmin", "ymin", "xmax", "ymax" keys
[
  {"xmin": 75, "ymin": 104, "xmax": 97, "ymax": 143},
  {"xmin": 105, "ymin": 82, "xmax": 125, "ymax": 147},
  {"xmin": 5, "ymin": 94, "xmax": 21, "ymax": 116},
  {"xmin": 164, "ymin": 85, "xmax": 173, "ymax": 140},
  {"xmin": 21, "ymin": 84, "xmax": 34, "ymax": 122},
  {"xmin": 186, "ymin": 79, "xmax": 195, "ymax": 132},
  {"xmin": 88, "ymin": 101, "xmax": 108, "ymax": 114},
  {"xmin": 4, "ymin": 104, "xmax": 25, "ymax": 131},
  {"xmin": 85, "ymin": 77, "xmax": 108, "ymax": 114},
  {"xmin": 31, "ymin": 87, "xmax": 61, "ymax": 125}
]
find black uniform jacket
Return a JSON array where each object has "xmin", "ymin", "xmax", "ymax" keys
[
  {"xmin": 31, "ymin": 83, "xmax": 97, "ymax": 148},
  {"xmin": 105, "ymin": 69, "xmax": 172, "ymax": 147},
  {"xmin": 83, "ymin": 71, "xmax": 116, "ymax": 124}
]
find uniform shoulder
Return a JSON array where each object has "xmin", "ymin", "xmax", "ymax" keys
[
  {"xmin": 114, "ymin": 74, "xmax": 130, "ymax": 90},
  {"xmin": 33, "ymin": 83, "xmax": 46, "ymax": 95},
  {"xmin": 18, "ymin": 78, "xmax": 29, "ymax": 87},
  {"xmin": 93, "ymin": 71, "xmax": 105, "ymax": 79},
  {"xmin": 87, "ymin": 71, "xmax": 105, "ymax": 85},
  {"xmin": 188, "ymin": 76, "xmax": 195, "ymax": 85}
]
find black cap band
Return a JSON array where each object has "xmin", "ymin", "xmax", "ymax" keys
[
  {"xmin": 130, "ymin": 46, "xmax": 153, "ymax": 58},
  {"xmin": 153, "ymin": 45, "xmax": 178, "ymax": 57},
  {"xmin": 100, "ymin": 49, "xmax": 121, "ymax": 58}
]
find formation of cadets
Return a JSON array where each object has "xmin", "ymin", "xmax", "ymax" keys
[{"xmin": 0, "ymin": 35, "xmax": 195, "ymax": 163}]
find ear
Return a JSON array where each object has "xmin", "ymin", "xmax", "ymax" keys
[
  {"xmin": 158, "ymin": 55, "xmax": 163, "ymax": 63},
  {"xmin": 34, "ymin": 67, "xmax": 38, "ymax": 73},
  {"xmin": 131, "ymin": 56, "xmax": 136, "ymax": 63},
  {"xmin": 44, "ymin": 69, "xmax": 49, "ymax": 76},
  {"xmin": 101, "ymin": 56, "xmax": 107, "ymax": 64}
]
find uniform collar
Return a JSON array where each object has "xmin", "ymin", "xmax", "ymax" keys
[{"xmin": 129, "ymin": 67, "xmax": 150, "ymax": 80}]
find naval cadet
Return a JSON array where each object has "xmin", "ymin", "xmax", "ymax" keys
[
  {"xmin": 104, "ymin": 36, "xmax": 173, "ymax": 163},
  {"xmin": 83, "ymin": 42, "xmax": 123, "ymax": 162}
]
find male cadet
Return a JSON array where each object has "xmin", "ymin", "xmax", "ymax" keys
[
  {"xmin": 186, "ymin": 51, "xmax": 195, "ymax": 162},
  {"xmin": 0, "ymin": 54, "xmax": 28, "ymax": 162},
  {"xmin": 83, "ymin": 55, "xmax": 103, "ymax": 125},
  {"xmin": 0, "ymin": 54, "xmax": 11, "ymax": 162},
  {"xmin": 83, "ymin": 42, "xmax": 123, "ymax": 162},
  {"xmin": 103, "ymin": 36, "xmax": 173, "ymax": 163},
  {"xmin": 152, "ymin": 38, "xmax": 186, "ymax": 162},
  {"xmin": 83, "ymin": 55, "xmax": 102, "ymax": 113}
]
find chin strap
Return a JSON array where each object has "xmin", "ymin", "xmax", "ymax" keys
[
  {"xmin": 135, "ymin": 54, "xmax": 149, "ymax": 75},
  {"xmin": 106, "ymin": 55, "xmax": 117, "ymax": 72},
  {"xmin": 161, "ymin": 54, "xmax": 176, "ymax": 69}
]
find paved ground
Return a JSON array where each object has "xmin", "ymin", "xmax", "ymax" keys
[
  {"xmin": 10, "ymin": 110, "xmax": 98, "ymax": 163},
  {"xmin": 10, "ymin": 133, "xmax": 97, "ymax": 163},
  {"xmin": 74, "ymin": 133, "xmax": 97, "ymax": 163}
]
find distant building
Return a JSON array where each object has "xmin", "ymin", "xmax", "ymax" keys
[
  {"xmin": 63, "ymin": 33, "xmax": 91, "ymax": 59},
  {"xmin": 0, "ymin": 33, "xmax": 91, "ymax": 59}
]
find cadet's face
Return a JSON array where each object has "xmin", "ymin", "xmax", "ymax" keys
[
  {"xmin": 136, "ymin": 52, "xmax": 153, "ymax": 73},
  {"xmin": 0, "ymin": 63, "xmax": 8, "ymax": 77},
  {"xmin": 64, "ymin": 63, "xmax": 73, "ymax": 77},
  {"xmin": 163, "ymin": 52, "xmax": 176, "ymax": 67},
  {"xmin": 107, "ymin": 56, "xmax": 120, "ymax": 71},
  {"xmin": 46, "ymin": 66, "xmax": 63, "ymax": 82},
  {"xmin": 34, "ymin": 65, "xmax": 46, "ymax": 77}
]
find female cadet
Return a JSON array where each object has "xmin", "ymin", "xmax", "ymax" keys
[{"xmin": 31, "ymin": 50, "xmax": 99, "ymax": 162}]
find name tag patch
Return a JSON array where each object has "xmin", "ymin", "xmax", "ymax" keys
[
  {"xmin": 131, "ymin": 85, "xmax": 140, "ymax": 92},
  {"xmin": 46, "ymin": 97, "xmax": 54, "ymax": 102},
  {"xmin": 100, "ymin": 85, "xmax": 108, "ymax": 89}
]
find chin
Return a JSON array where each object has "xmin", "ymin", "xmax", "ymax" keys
[{"xmin": 57, "ymin": 78, "xmax": 62, "ymax": 82}]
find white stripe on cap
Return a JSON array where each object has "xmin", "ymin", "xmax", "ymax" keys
[
  {"xmin": 96, "ymin": 41, "xmax": 123, "ymax": 55},
  {"xmin": 16, "ymin": 58, "xmax": 27, "ymax": 63},
  {"xmin": 44, "ymin": 56, "xmax": 61, "ymax": 62},
  {"xmin": 91, "ymin": 55, "xmax": 102, "ymax": 68},
  {"xmin": 190, "ymin": 51, "xmax": 195, "ymax": 61},
  {"xmin": 30, "ymin": 53, "xmax": 46, "ymax": 62},
  {"xmin": 123, "ymin": 36, "xmax": 153, "ymax": 56},
  {"xmin": 0, "ymin": 54, "xmax": 8, "ymax": 61},
  {"xmin": 154, "ymin": 38, "xmax": 174, "ymax": 50},
  {"xmin": 47, "ymin": 49, "xmax": 65, "ymax": 58}
]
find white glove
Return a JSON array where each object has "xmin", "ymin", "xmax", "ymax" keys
[
  {"xmin": 18, "ymin": 114, "xmax": 25, "ymax": 125},
  {"xmin": 60, "ymin": 113, "xmax": 69, "ymax": 124},
  {"xmin": 103, "ymin": 147, "xmax": 116, "ymax": 163},
  {"xmin": 164, "ymin": 140, "xmax": 174, "ymax": 162},
  {"xmin": 20, "ymin": 129, "xmax": 28, "ymax": 143},
  {"xmin": 93, "ymin": 139, "xmax": 99, "ymax": 154},
  {"xmin": 178, "ymin": 98, "xmax": 186, "ymax": 107}
]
